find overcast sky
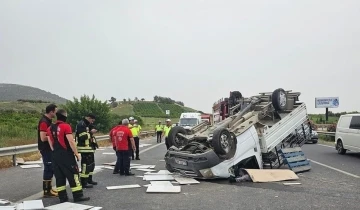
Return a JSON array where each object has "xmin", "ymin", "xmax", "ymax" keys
[{"xmin": 1, "ymin": 0, "xmax": 359, "ymax": 114}]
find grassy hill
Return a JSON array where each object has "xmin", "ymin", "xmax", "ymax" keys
[
  {"xmin": 110, "ymin": 101, "xmax": 198, "ymax": 128},
  {"xmin": 0, "ymin": 83, "xmax": 68, "ymax": 104}
]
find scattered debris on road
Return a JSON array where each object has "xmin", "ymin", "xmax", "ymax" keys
[
  {"xmin": 0, "ymin": 199, "xmax": 11, "ymax": 205},
  {"xmin": 283, "ymin": 182, "xmax": 302, "ymax": 185},
  {"xmin": 19, "ymin": 164, "xmax": 42, "ymax": 169},
  {"xmin": 45, "ymin": 202, "xmax": 102, "ymax": 209},
  {"xmin": 229, "ymin": 169, "xmax": 299, "ymax": 183},
  {"xmin": 106, "ymin": 184, "xmax": 141, "ymax": 190},
  {"xmin": 174, "ymin": 177, "xmax": 200, "ymax": 185},
  {"xmin": 146, "ymin": 181, "xmax": 181, "ymax": 193}
]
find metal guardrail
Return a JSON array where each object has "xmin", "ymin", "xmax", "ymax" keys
[
  {"xmin": 0, "ymin": 131, "xmax": 155, "ymax": 166},
  {"xmin": 316, "ymin": 131, "xmax": 335, "ymax": 136}
]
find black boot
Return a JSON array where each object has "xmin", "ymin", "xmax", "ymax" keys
[
  {"xmin": 81, "ymin": 178, "xmax": 93, "ymax": 188},
  {"xmin": 125, "ymin": 172, "xmax": 135, "ymax": 176},
  {"xmin": 58, "ymin": 191, "xmax": 68, "ymax": 203},
  {"xmin": 74, "ymin": 196, "xmax": 90, "ymax": 202},
  {"xmin": 88, "ymin": 175, "xmax": 97, "ymax": 185},
  {"xmin": 73, "ymin": 191, "xmax": 90, "ymax": 203}
]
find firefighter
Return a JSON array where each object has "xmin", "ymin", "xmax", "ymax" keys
[
  {"xmin": 88, "ymin": 121, "xmax": 99, "ymax": 179},
  {"xmin": 162, "ymin": 119, "xmax": 172, "ymax": 150},
  {"xmin": 155, "ymin": 120, "xmax": 163, "ymax": 143},
  {"xmin": 114, "ymin": 119, "xmax": 136, "ymax": 176},
  {"xmin": 47, "ymin": 109, "xmax": 90, "ymax": 203},
  {"xmin": 110, "ymin": 121, "xmax": 122, "ymax": 174},
  {"xmin": 128, "ymin": 117, "xmax": 140, "ymax": 160},
  {"xmin": 75, "ymin": 114, "xmax": 97, "ymax": 188},
  {"xmin": 37, "ymin": 103, "xmax": 58, "ymax": 197}
]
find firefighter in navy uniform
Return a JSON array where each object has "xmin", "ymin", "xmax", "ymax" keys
[
  {"xmin": 47, "ymin": 109, "xmax": 90, "ymax": 203},
  {"xmin": 75, "ymin": 114, "xmax": 97, "ymax": 188},
  {"xmin": 88, "ymin": 121, "xmax": 99, "ymax": 181}
]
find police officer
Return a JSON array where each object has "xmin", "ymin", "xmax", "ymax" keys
[
  {"xmin": 128, "ymin": 117, "xmax": 140, "ymax": 160},
  {"xmin": 134, "ymin": 120, "xmax": 142, "ymax": 133},
  {"xmin": 37, "ymin": 103, "xmax": 58, "ymax": 198},
  {"xmin": 47, "ymin": 109, "xmax": 90, "ymax": 203},
  {"xmin": 75, "ymin": 114, "xmax": 97, "ymax": 188},
  {"xmin": 162, "ymin": 119, "xmax": 172, "ymax": 149},
  {"xmin": 155, "ymin": 120, "xmax": 163, "ymax": 143}
]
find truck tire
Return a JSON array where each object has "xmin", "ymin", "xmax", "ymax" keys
[
  {"xmin": 168, "ymin": 126, "xmax": 188, "ymax": 148},
  {"xmin": 211, "ymin": 128, "xmax": 235, "ymax": 157},
  {"xmin": 230, "ymin": 91, "xmax": 242, "ymax": 99},
  {"xmin": 272, "ymin": 88, "xmax": 287, "ymax": 111}
]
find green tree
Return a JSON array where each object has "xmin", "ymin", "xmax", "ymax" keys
[{"xmin": 63, "ymin": 95, "xmax": 111, "ymax": 132}]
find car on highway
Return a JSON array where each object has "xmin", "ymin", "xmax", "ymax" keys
[
  {"xmin": 306, "ymin": 130, "xmax": 318, "ymax": 144},
  {"xmin": 335, "ymin": 114, "xmax": 360, "ymax": 154}
]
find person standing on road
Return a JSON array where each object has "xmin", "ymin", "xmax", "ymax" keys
[
  {"xmin": 38, "ymin": 103, "xmax": 58, "ymax": 198},
  {"xmin": 75, "ymin": 114, "xmax": 97, "ymax": 188},
  {"xmin": 110, "ymin": 121, "xmax": 122, "ymax": 174},
  {"xmin": 134, "ymin": 120, "xmax": 142, "ymax": 133},
  {"xmin": 162, "ymin": 119, "xmax": 172, "ymax": 150},
  {"xmin": 155, "ymin": 120, "xmax": 163, "ymax": 143},
  {"xmin": 128, "ymin": 117, "xmax": 140, "ymax": 160},
  {"xmin": 129, "ymin": 117, "xmax": 140, "ymax": 160},
  {"xmin": 114, "ymin": 119, "xmax": 136, "ymax": 176},
  {"xmin": 88, "ymin": 121, "xmax": 99, "ymax": 184},
  {"xmin": 47, "ymin": 109, "xmax": 90, "ymax": 203}
]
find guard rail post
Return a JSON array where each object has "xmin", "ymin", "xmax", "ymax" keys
[{"xmin": 12, "ymin": 154, "xmax": 16, "ymax": 167}]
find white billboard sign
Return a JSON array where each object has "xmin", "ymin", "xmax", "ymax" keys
[
  {"xmin": 165, "ymin": 110, "xmax": 170, "ymax": 115},
  {"xmin": 315, "ymin": 97, "xmax": 339, "ymax": 108}
]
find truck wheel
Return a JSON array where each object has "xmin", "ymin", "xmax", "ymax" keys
[
  {"xmin": 212, "ymin": 128, "xmax": 235, "ymax": 156},
  {"xmin": 168, "ymin": 126, "xmax": 188, "ymax": 148},
  {"xmin": 272, "ymin": 88, "xmax": 287, "ymax": 111}
]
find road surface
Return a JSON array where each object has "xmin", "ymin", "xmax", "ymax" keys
[{"xmin": 0, "ymin": 138, "xmax": 359, "ymax": 209}]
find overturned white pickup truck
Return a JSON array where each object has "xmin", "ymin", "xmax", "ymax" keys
[{"xmin": 164, "ymin": 88, "xmax": 312, "ymax": 179}]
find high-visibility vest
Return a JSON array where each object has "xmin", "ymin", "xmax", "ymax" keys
[
  {"xmin": 163, "ymin": 125, "xmax": 171, "ymax": 137},
  {"xmin": 129, "ymin": 124, "xmax": 139, "ymax": 137},
  {"xmin": 155, "ymin": 125, "xmax": 163, "ymax": 131}
]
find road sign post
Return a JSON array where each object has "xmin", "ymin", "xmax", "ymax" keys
[{"xmin": 165, "ymin": 110, "xmax": 170, "ymax": 121}]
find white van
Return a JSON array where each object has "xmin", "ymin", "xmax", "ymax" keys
[{"xmin": 335, "ymin": 114, "xmax": 360, "ymax": 154}]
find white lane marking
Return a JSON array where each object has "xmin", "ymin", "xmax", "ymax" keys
[
  {"xmin": 16, "ymin": 140, "xmax": 164, "ymax": 203},
  {"xmin": 317, "ymin": 144, "xmax": 335, "ymax": 149},
  {"xmin": 139, "ymin": 142, "xmax": 164, "ymax": 154},
  {"xmin": 308, "ymin": 159, "xmax": 360, "ymax": 179}
]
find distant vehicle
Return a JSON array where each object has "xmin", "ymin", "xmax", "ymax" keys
[
  {"xmin": 307, "ymin": 130, "xmax": 318, "ymax": 144},
  {"xmin": 178, "ymin": 112, "xmax": 202, "ymax": 130},
  {"xmin": 335, "ymin": 114, "xmax": 360, "ymax": 154}
]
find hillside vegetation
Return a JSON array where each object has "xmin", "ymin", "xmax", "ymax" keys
[
  {"xmin": 111, "ymin": 102, "xmax": 197, "ymax": 118},
  {"xmin": 0, "ymin": 83, "xmax": 67, "ymax": 104}
]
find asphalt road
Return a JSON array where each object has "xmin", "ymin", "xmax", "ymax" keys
[{"xmin": 1, "ymin": 139, "xmax": 360, "ymax": 210}]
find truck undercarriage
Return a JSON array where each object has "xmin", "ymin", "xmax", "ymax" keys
[{"xmin": 164, "ymin": 88, "xmax": 311, "ymax": 179}]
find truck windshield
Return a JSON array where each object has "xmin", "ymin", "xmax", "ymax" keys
[{"xmin": 179, "ymin": 118, "xmax": 198, "ymax": 126}]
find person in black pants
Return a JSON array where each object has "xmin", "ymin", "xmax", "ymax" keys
[
  {"xmin": 37, "ymin": 104, "xmax": 58, "ymax": 198},
  {"xmin": 114, "ymin": 119, "xmax": 136, "ymax": 176},
  {"xmin": 155, "ymin": 121, "xmax": 163, "ymax": 143}
]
